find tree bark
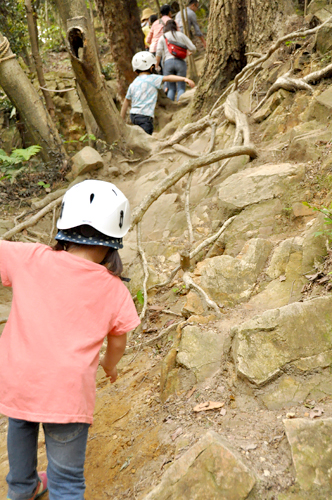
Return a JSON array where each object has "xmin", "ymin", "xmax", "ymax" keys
[
  {"xmin": 95, "ymin": 0, "xmax": 145, "ymax": 98},
  {"xmin": 0, "ymin": 32, "xmax": 66, "ymax": 165},
  {"xmin": 24, "ymin": 0, "xmax": 55, "ymax": 116},
  {"xmin": 192, "ymin": 0, "xmax": 288, "ymax": 116},
  {"xmin": 54, "ymin": 0, "xmax": 124, "ymax": 143}
]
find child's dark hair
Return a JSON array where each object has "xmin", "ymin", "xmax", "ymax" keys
[
  {"xmin": 164, "ymin": 19, "xmax": 178, "ymax": 35},
  {"xmin": 135, "ymin": 66, "xmax": 155, "ymax": 74},
  {"xmin": 53, "ymin": 241, "xmax": 123, "ymax": 277},
  {"xmin": 149, "ymin": 14, "xmax": 158, "ymax": 24},
  {"xmin": 160, "ymin": 4, "xmax": 171, "ymax": 16}
]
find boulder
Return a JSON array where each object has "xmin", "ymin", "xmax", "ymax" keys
[
  {"xmin": 266, "ymin": 237, "xmax": 303, "ymax": 280},
  {"xmin": 143, "ymin": 431, "xmax": 256, "ymax": 500},
  {"xmin": 232, "ymin": 296, "xmax": 332, "ymax": 386},
  {"xmin": 284, "ymin": 417, "xmax": 332, "ymax": 491},
  {"xmin": 176, "ymin": 326, "xmax": 224, "ymax": 382},
  {"xmin": 217, "ymin": 163, "xmax": 305, "ymax": 217},
  {"xmin": 69, "ymin": 146, "xmax": 104, "ymax": 179},
  {"xmin": 193, "ymin": 238, "xmax": 273, "ymax": 306}
]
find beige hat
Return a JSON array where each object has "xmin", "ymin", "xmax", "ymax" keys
[{"xmin": 141, "ymin": 7, "xmax": 155, "ymax": 21}]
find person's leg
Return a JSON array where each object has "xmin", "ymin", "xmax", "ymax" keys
[
  {"xmin": 6, "ymin": 418, "xmax": 40, "ymax": 500},
  {"xmin": 130, "ymin": 114, "xmax": 153, "ymax": 135},
  {"xmin": 174, "ymin": 59, "xmax": 187, "ymax": 100},
  {"xmin": 163, "ymin": 59, "xmax": 176, "ymax": 101},
  {"xmin": 43, "ymin": 423, "xmax": 89, "ymax": 500}
]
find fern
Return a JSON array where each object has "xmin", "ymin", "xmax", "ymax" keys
[{"xmin": 0, "ymin": 145, "xmax": 42, "ymax": 182}]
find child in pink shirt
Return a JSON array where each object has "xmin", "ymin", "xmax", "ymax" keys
[{"xmin": 0, "ymin": 180, "xmax": 140, "ymax": 500}]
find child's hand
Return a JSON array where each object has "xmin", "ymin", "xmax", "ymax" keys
[
  {"xmin": 100, "ymin": 358, "xmax": 118, "ymax": 383},
  {"xmin": 185, "ymin": 78, "xmax": 195, "ymax": 88}
]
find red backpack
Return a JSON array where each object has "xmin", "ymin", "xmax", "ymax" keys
[{"xmin": 164, "ymin": 36, "xmax": 188, "ymax": 59}]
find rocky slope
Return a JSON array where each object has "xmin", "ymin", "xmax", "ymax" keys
[{"xmin": 1, "ymin": 2, "xmax": 332, "ymax": 499}]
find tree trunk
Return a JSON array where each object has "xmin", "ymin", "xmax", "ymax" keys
[
  {"xmin": 25, "ymin": 0, "xmax": 55, "ymax": 116},
  {"xmin": 0, "ymin": 32, "xmax": 67, "ymax": 165},
  {"xmin": 95, "ymin": 0, "xmax": 145, "ymax": 99},
  {"xmin": 192, "ymin": 0, "xmax": 288, "ymax": 116},
  {"xmin": 54, "ymin": 0, "xmax": 124, "ymax": 144}
]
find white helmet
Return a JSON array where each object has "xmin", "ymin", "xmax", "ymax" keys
[
  {"xmin": 56, "ymin": 180, "xmax": 131, "ymax": 248},
  {"xmin": 132, "ymin": 51, "xmax": 156, "ymax": 72}
]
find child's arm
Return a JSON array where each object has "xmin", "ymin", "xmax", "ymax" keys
[
  {"xmin": 100, "ymin": 333, "xmax": 127, "ymax": 383},
  {"xmin": 121, "ymin": 99, "xmax": 131, "ymax": 120},
  {"xmin": 162, "ymin": 75, "xmax": 195, "ymax": 88}
]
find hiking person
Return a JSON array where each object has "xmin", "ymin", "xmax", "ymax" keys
[
  {"xmin": 140, "ymin": 7, "xmax": 155, "ymax": 48},
  {"xmin": 175, "ymin": 0, "xmax": 206, "ymax": 49},
  {"xmin": 156, "ymin": 19, "xmax": 196, "ymax": 101},
  {"xmin": 0, "ymin": 179, "xmax": 140, "ymax": 500},
  {"xmin": 121, "ymin": 51, "xmax": 195, "ymax": 135},
  {"xmin": 146, "ymin": 4, "xmax": 174, "ymax": 55}
]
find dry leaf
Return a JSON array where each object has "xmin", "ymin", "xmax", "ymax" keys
[
  {"xmin": 193, "ymin": 401, "xmax": 224, "ymax": 412},
  {"xmin": 186, "ymin": 386, "xmax": 196, "ymax": 399}
]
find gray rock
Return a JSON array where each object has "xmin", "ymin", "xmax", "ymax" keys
[
  {"xmin": 217, "ymin": 163, "xmax": 305, "ymax": 216},
  {"xmin": 194, "ymin": 238, "xmax": 273, "ymax": 306},
  {"xmin": 176, "ymin": 326, "xmax": 224, "ymax": 382},
  {"xmin": 266, "ymin": 237, "xmax": 303, "ymax": 280},
  {"xmin": 143, "ymin": 431, "xmax": 256, "ymax": 500},
  {"xmin": 70, "ymin": 146, "xmax": 104, "ymax": 179},
  {"xmin": 284, "ymin": 417, "xmax": 332, "ymax": 491},
  {"xmin": 232, "ymin": 296, "xmax": 332, "ymax": 386}
]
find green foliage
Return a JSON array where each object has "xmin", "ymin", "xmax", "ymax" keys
[
  {"xmin": 302, "ymin": 201, "xmax": 332, "ymax": 239},
  {"xmin": 101, "ymin": 62, "xmax": 115, "ymax": 80},
  {"xmin": 37, "ymin": 180, "xmax": 50, "ymax": 189},
  {"xmin": 0, "ymin": 145, "xmax": 42, "ymax": 182},
  {"xmin": 137, "ymin": 290, "xmax": 144, "ymax": 305},
  {"xmin": 0, "ymin": 0, "xmax": 29, "ymax": 56}
]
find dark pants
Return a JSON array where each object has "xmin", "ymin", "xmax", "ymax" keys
[{"xmin": 130, "ymin": 114, "xmax": 154, "ymax": 135}]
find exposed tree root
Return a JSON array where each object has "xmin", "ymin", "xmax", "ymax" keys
[
  {"xmin": 130, "ymin": 145, "xmax": 257, "ymax": 229},
  {"xmin": 252, "ymin": 61, "xmax": 332, "ymax": 115},
  {"xmin": 233, "ymin": 15, "xmax": 332, "ymax": 91},
  {"xmin": 183, "ymin": 272, "xmax": 221, "ymax": 317},
  {"xmin": 1, "ymin": 196, "xmax": 63, "ymax": 241},
  {"xmin": 149, "ymin": 215, "xmax": 236, "ymax": 290},
  {"xmin": 157, "ymin": 116, "xmax": 212, "ymax": 151},
  {"xmin": 137, "ymin": 222, "xmax": 149, "ymax": 321},
  {"xmin": 185, "ymin": 171, "xmax": 194, "ymax": 245},
  {"xmin": 224, "ymin": 91, "xmax": 253, "ymax": 146},
  {"xmin": 126, "ymin": 321, "xmax": 183, "ymax": 352}
]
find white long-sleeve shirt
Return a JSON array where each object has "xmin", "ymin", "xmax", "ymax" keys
[{"xmin": 156, "ymin": 31, "xmax": 196, "ymax": 62}]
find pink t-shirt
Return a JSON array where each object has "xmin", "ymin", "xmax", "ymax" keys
[{"xmin": 0, "ymin": 241, "xmax": 140, "ymax": 424}]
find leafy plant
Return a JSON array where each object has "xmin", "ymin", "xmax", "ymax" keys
[
  {"xmin": 38, "ymin": 180, "xmax": 50, "ymax": 190},
  {"xmin": 137, "ymin": 290, "xmax": 144, "ymax": 305},
  {"xmin": 302, "ymin": 201, "xmax": 332, "ymax": 239},
  {"xmin": 0, "ymin": 145, "xmax": 42, "ymax": 182}
]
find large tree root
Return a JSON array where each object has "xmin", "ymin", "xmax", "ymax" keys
[
  {"xmin": 183, "ymin": 272, "xmax": 222, "ymax": 317},
  {"xmin": 149, "ymin": 215, "xmax": 236, "ymax": 290},
  {"xmin": 130, "ymin": 145, "xmax": 257, "ymax": 229},
  {"xmin": 252, "ymin": 62, "xmax": 332, "ymax": 115},
  {"xmin": 157, "ymin": 116, "xmax": 212, "ymax": 151},
  {"xmin": 137, "ymin": 222, "xmax": 149, "ymax": 321},
  {"xmin": 233, "ymin": 15, "xmax": 332, "ymax": 91},
  {"xmin": 1, "ymin": 196, "xmax": 63, "ymax": 241}
]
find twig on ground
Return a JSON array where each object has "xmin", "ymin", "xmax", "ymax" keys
[
  {"xmin": 172, "ymin": 144, "xmax": 200, "ymax": 157},
  {"xmin": 137, "ymin": 223, "xmax": 149, "ymax": 321}
]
